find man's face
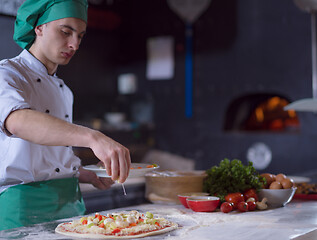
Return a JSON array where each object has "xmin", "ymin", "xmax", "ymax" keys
[{"xmin": 35, "ymin": 17, "xmax": 87, "ymax": 67}]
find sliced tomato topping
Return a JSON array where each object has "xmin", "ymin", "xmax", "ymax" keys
[
  {"xmin": 99, "ymin": 223, "xmax": 105, "ymax": 228},
  {"xmin": 112, "ymin": 228, "xmax": 121, "ymax": 234},
  {"xmin": 129, "ymin": 222, "xmax": 137, "ymax": 227}
]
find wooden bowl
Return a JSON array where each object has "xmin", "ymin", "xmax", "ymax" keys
[{"xmin": 145, "ymin": 170, "xmax": 207, "ymax": 204}]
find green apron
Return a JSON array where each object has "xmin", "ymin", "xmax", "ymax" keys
[{"xmin": 0, "ymin": 177, "xmax": 86, "ymax": 231}]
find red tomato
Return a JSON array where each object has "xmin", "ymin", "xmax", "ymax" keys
[
  {"xmin": 112, "ymin": 228, "xmax": 121, "ymax": 234},
  {"xmin": 237, "ymin": 201, "xmax": 248, "ymax": 212},
  {"xmin": 243, "ymin": 189, "xmax": 258, "ymax": 202},
  {"xmin": 225, "ymin": 192, "xmax": 244, "ymax": 209},
  {"xmin": 99, "ymin": 223, "xmax": 105, "ymax": 228},
  {"xmin": 220, "ymin": 202, "xmax": 233, "ymax": 213},
  {"xmin": 247, "ymin": 201, "xmax": 256, "ymax": 211}
]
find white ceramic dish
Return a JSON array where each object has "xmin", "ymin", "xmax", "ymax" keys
[
  {"xmin": 258, "ymin": 187, "xmax": 297, "ymax": 208},
  {"xmin": 83, "ymin": 163, "xmax": 159, "ymax": 178}
]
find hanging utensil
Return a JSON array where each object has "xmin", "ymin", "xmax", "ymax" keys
[
  {"xmin": 284, "ymin": 0, "xmax": 317, "ymax": 111},
  {"xmin": 167, "ymin": 0, "xmax": 211, "ymax": 118}
]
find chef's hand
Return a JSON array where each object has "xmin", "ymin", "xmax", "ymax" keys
[
  {"xmin": 78, "ymin": 167, "xmax": 114, "ymax": 190},
  {"xmin": 89, "ymin": 131, "xmax": 131, "ymax": 183}
]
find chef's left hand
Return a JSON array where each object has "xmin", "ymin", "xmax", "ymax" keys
[{"xmin": 78, "ymin": 167, "xmax": 114, "ymax": 190}]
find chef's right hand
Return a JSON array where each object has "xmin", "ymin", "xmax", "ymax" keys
[{"xmin": 89, "ymin": 130, "xmax": 131, "ymax": 183}]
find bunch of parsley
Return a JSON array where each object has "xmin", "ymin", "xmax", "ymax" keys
[{"xmin": 203, "ymin": 158, "xmax": 265, "ymax": 201}]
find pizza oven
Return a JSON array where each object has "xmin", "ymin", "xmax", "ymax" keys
[
  {"xmin": 224, "ymin": 93, "xmax": 300, "ymax": 132},
  {"xmin": 203, "ymin": 89, "xmax": 317, "ymax": 177}
]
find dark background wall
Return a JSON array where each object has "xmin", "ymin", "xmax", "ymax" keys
[{"xmin": 1, "ymin": 0, "xmax": 316, "ymax": 175}]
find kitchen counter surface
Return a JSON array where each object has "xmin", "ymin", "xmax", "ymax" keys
[{"xmin": 1, "ymin": 200, "xmax": 316, "ymax": 240}]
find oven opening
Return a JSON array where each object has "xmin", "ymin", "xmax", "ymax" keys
[{"xmin": 224, "ymin": 94, "xmax": 300, "ymax": 132}]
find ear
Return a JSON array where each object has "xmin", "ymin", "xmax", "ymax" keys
[{"xmin": 34, "ymin": 24, "xmax": 44, "ymax": 36}]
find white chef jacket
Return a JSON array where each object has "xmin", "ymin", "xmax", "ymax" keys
[{"xmin": 0, "ymin": 50, "xmax": 81, "ymax": 193}]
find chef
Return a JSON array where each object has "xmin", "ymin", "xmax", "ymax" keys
[{"xmin": 0, "ymin": 0, "xmax": 131, "ymax": 231}]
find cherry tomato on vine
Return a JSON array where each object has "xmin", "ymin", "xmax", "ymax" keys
[
  {"xmin": 220, "ymin": 202, "xmax": 233, "ymax": 213},
  {"xmin": 225, "ymin": 193, "xmax": 244, "ymax": 209},
  {"xmin": 237, "ymin": 201, "xmax": 248, "ymax": 212},
  {"xmin": 247, "ymin": 201, "xmax": 256, "ymax": 211},
  {"xmin": 243, "ymin": 189, "xmax": 258, "ymax": 202}
]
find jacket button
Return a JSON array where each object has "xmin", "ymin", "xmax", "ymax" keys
[
  {"xmin": 45, "ymin": 109, "xmax": 50, "ymax": 113},
  {"xmin": 60, "ymin": 84, "xmax": 63, "ymax": 88},
  {"xmin": 55, "ymin": 168, "xmax": 60, "ymax": 172},
  {"xmin": 37, "ymin": 78, "xmax": 41, "ymax": 82},
  {"xmin": 73, "ymin": 167, "xmax": 77, "ymax": 171},
  {"xmin": 65, "ymin": 114, "xmax": 69, "ymax": 118}
]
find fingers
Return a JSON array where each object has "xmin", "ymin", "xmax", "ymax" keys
[
  {"xmin": 93, "ymin": 177, "xmax": 114, "ymax": 190},
  {"xmin": 108, "ymin": 146, "xmax": 130, "ymax": 183},
  {"xmin": 78, "ymin": 168, "xmax": 113, "ymax": 190},
  {"xmin": 103, "ymin": 156, "xmax": 112, "ymax": 177},
  {"xmin": 125, "ymin": 149, "xmax": 131, "ymax": 175},
  {"xmin": 111, "ymin": 151, "xmax": 119, "ymax": 182},
  {"xmin": 118, "ymin": 149, "xmax": 128, "ymax": 183},
  {"xmin": 99, "ymin": 177, "xmax": 115, "ymax": 189}
]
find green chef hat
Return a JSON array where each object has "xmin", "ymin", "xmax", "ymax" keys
[{"xmin": 14, "ymin": 0, "xmax": 88, "ymax": 50}]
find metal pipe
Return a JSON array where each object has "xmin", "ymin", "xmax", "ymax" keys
[{"xmin": 311, "ymin": 12, "xmax": 317, "ymax": 98}]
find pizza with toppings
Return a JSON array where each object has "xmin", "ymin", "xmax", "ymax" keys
[{"xmin": 55, "ymin": 210, "xmax": 178, "ymax": 239}]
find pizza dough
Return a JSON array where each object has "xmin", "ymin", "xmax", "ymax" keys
[{"xmin": 55, "ymin": 210, "xmax": 178, "ymax": 239}]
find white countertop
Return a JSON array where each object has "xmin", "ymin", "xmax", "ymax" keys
[{"xmin": 1, "ymin": 200, "xmax": 316, "ymax": 239}]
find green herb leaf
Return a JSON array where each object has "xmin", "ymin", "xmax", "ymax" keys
[{"xmin": 203, "ymin": 158, "xmax": 265, "ymax": 201}]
